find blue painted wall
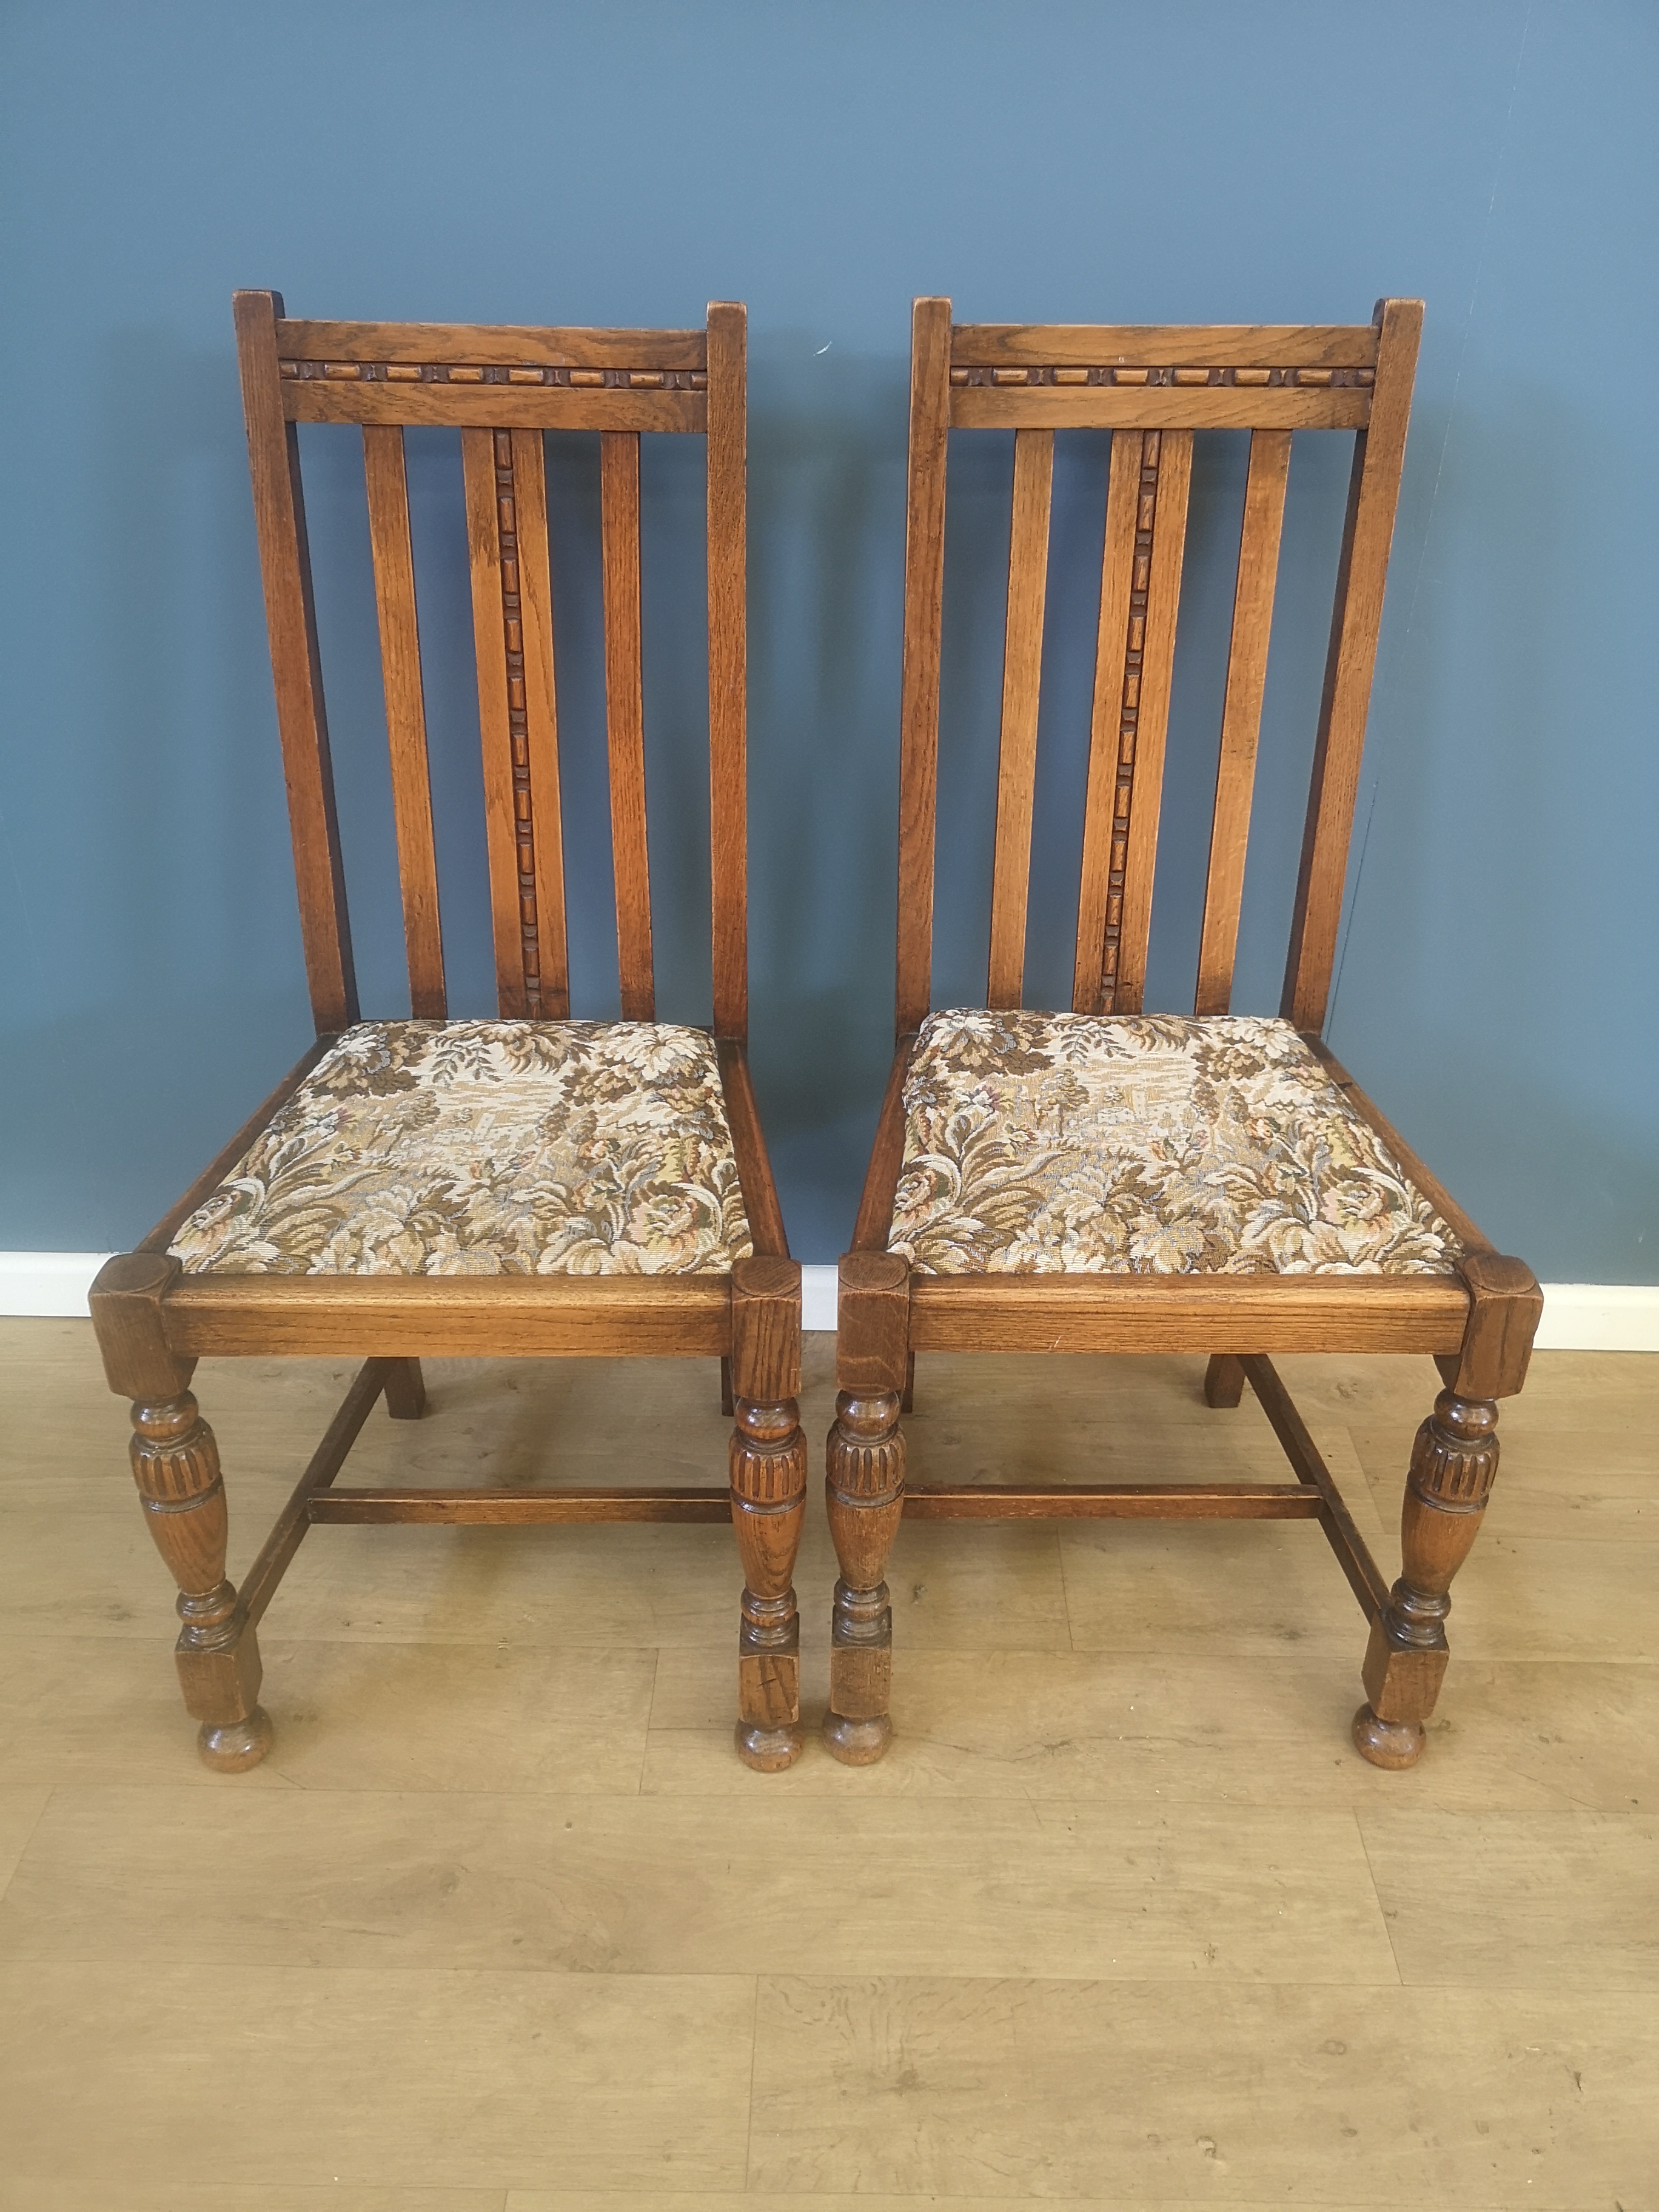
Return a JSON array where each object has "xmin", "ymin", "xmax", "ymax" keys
[{"xmin": 1, "ymin": 0, "xmax": 1654, "ymax": 1277}]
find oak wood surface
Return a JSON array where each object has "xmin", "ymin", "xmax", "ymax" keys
[
  {"xmin": 233, "ymin": 290, "xmax": 357, "ymax": 1033},
  {"xmin": 276, "ymin": 318, "xmax": 708, "ymax": 369},
  {"xmin": 952, "ymin": 323, "xmax": 1381, "ymax": 368},
  {"xmin": 1241, "ymin": 1354, "xmax": 1390, "ymax": 1614},
  {"xmin": 509, "ymin": 426, "xmax": 571, "ymax": 1020},
  {"xmin": 308, "ymin": 1486, "xmax": 732, "ymax": 1524},
  {"xmin": 905, "ymin": 1272, "xmax": 1470, "ymax": 1356},
  {"xmin": 706, "ymin": 302, "xmax": 748, "ymax": 1042},
  {"xmin": 363, "ymin": 425, "xmax": 446, "ymax": 1016},
  {"xmin": 158, "ymin": 1274, "xmax": 734, "ymax": 1359},
  {"xmin": 600, "ymin": 430, "xmax": 654, "ymax": 1020},
  {"xmin": 461, "ymin": 426, "xmax": 532, "ymax": 1014},
  {"xmin": 1071, "ymin": 430, "xmax": 1144, "ymax": 1013},
  {"xmin": 100, "ymin": 298, "xmax": 785, "ymax": 1775},
  {"xmin": 716, "ymin": 1039, "xmax": 789, "ymax": 1258},
  {"xmin": 851, "ymin": 1034, "xmax": 921, "ymax": 1252},
  {"xmin": 1282, "ymin": 297, "xmax": 1423, "ymax": 1029},
  {"xmin": 238, "ymin": 1357, "xmax": 392, "ymax": 1626},
  {"xmin": 1111, "ymin": 428, "xmax": 1192, "ymax": 1013},
  {"xmin": 894, "ymin": 298, "xmax": 953, "ymax": 1035},
  {"xmin": 283, "ymin": 382, "xmax": 707, "ymax": 433},
  {"xmin": 903, "ymin": 1482, "xmax": 1324, "ymax": 1520},
  {"xmin": 1195, "ymin": 427, "xmax": 1292, "ymax": 1014},
  {"xmin": 987, "ymin": 428, "xmax": 1054, "ymax": 1007},
  {"xmin": 951, "ymin": 386, "xmax": 1370, "ymax": 432}
]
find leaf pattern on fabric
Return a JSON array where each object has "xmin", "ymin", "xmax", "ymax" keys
[
  {"xmin": 169, "ymin": 1021, "xmax": 752, "ymax": 1277},
  {"xmin": 888, "ymin": 1009, "xmax": 1462, "ymax": 1277}
]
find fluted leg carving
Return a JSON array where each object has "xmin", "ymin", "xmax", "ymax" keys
[
  {"xmin": 130, "ymin": 1392, "xmax": 272, "ymax": 1771},
  {"xmin": 729, "ymin": 1394, "xmax": 808, "ymax": 1769},
  {"xmin": 726, "ymin": 1255, "xmax": 806, "ymax": 1771},
  {"xmin": 824, "ymin": 1387, "xmax": 906, "ymax": 1764},
  {"xmin": 1353, "ymin": 1389, "xmax": 1498, "ymax": 1769}
]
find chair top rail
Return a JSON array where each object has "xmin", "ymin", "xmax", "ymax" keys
[
  {"xmin": 277, "ymin": 318, "xmax": 708, "ymax": 370},
  {"xmin": 951, "ymin": 323, "xmax": 1379, "ymax": 369}
]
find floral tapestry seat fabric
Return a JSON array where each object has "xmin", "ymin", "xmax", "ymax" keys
[
  {"xmin": 888, "ymin": 1010, "xmax": 1463, "ymax": 1278},
  {"xmin": 169, "ymin": 1021, "xmax": 754, "ymax": 1277}
]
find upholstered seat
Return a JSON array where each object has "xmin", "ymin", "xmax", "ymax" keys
[
  {"xmin": 170, "ymin": 1019, "xmax": 753, "ymax": 1277},
  {"xmin": 887, "ymin": 1009, "xmax": 1461, "ymax": 1278}
]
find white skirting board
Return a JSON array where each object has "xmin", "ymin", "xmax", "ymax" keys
[{"xmin": 2, "ymin": 1253, "xmax": 1655, "ymax": 1351}]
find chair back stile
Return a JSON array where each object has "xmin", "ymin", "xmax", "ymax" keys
[
  {"xmin": 894, "ymin": 295, "xmax": 1423, "ymax": 1037},
  {"xmin": 231, "ymin": 292, "xmax": 749, "ymax": 1042}
]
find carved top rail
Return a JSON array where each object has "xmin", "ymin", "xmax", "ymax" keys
[
  {"xmin": 950, "ymin": 323, "xmax": 1378, "ymax": 431},
  {"xmin": 276, "ymin": 319, "xmax": 709, "ymax": 431}
]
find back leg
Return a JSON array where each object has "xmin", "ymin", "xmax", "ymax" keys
[
  {"xmin": 384, "ymin": 1358, "xmax": 427, "ymax": 1419},
  {"xmin": 1204, "ymin": 1354, "xmax": 1245, "ymax": 1408}
]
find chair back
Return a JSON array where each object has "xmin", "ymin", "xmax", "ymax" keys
[
  {"xmin": 893, "ymin": 297, "xmax": 1422, "ymax": 1036},
  {"xmin": 233, "ymin": 295, "xmax": 749, "ymax": 1039}
]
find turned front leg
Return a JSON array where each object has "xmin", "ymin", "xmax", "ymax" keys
[
  {"xmin": 1353, "ymin": 1252, "xmax": 1542, "ymax": 1771},
  {"xmin": 729, "ymin": 1257, "xmax": 807, "ymax": 1771},
  {"xmin": 1353, "ymin": 1390, "xmax": 1497, "ymax": 1769},
  {"xmin": 130, "ymin": 1392, "xmax": 272, "ymax": 1770},
  {"xmin": 92, "ymin": 1253, "xmax": 272, "ymax": 1771},
  {"xmin": 823, "ymin": 1252, "xmax": 910, "ymax": 1765}
]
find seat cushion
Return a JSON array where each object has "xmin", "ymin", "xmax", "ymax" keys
[
  {"xmin": 170, "ymin": 1021, "xmax": 752, "ymax": 1277},
  {"xmin": 888, "ymin": 1009, "xmax": 1462, "ymax": 1277}
]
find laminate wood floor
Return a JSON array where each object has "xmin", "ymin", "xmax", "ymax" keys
[{"xmin": 1, "ymin": 1320, "xmax": 1655, "ymax": 2210}]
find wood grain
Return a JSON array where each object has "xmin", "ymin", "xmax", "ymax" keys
[
  {"xmin": 716, "ymin": 1038, "xmax": 789, "ymax": 1258},
  {"xmin": 706, "ymin": 301, "xmax": 748, "ymax": 1042},
  {"xmin": 894, "ymin": 297, "xmax": 953, "ymax": 1036},
  {"xmin": 460, "ymin": 429, "xmax": 529, "ymax": 1013},
  {"xmin": 951, "ymin": 384, "xmax": 1369, "ymax": 432},
  {"xmin": 284, "ymin": 381, "xmax": 706, "ymax": 433},
  {"xmin": 1071, "ymin": 430, "xmax": 1144, "ymax": 1012},
  {"xmin": 600, "ymin": 430, "xmax": 654, "ymax": 1019},
  {"xmin": 1281, "ymin": 297, "xmax": 1423, "ymax": 1028},
  {"xmin": 232, "ymin": 290, "xmax": 357, "ymax": 1031},
  {"xmin": 1194, "ymin": 427, "xmax": 1291, "ymax": 1014},
  {"xmin": 851, "ymin": 1034, "xmax": 920, "ymax": 1251},
  {"xmin": 509, "ymin": 427, "xmax": 569, "ymax": 1019},
  {"xmin": 363, "ymin": 425, "xmax": 445, "ymax": 1016},
  {"xmin": 986, "ymin": 428, "xmax": 1054, "ymax": 1008},
  {"xmin": 1113, "ymin": 428, "xmax": 1193, "ymax": 1013},
  {"xmin": 158, "ymin": 1275, "xmax": 732, "ymax": 1358},
  {"xmin": 953, "ymin": 323, "xmax": 1381, "ymax": 369},
  {"xmin": 277, "ymin": 319, "xmax": 709, "ymax": 369},
  {"xmin": 907, "ymin": 1271, "xmax": 1469, "ymax": 1356}
]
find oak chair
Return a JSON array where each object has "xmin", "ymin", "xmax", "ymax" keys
[
  {"xmin": 90, "ymin": 295, "xmax": 809, "ymax": 1774},
  {"xmin": 825, "ymin": 297, "xmax": 1541, "ymax": 1769}
]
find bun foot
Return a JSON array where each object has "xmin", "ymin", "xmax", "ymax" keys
[
  {"xmin": 736, "ymin": 1721, "xmax": 803, "ymax": 1772},
  {"xmin": 198, "ymin": 1708, "xmax": 274, "ymax": 1772},
  {"xmin": 1352, "ymin": 1702, "xmax": 1424, "ymax": 1770},
  {"xmin": 823, "ymin": 1710, "xmax": 891, "ymax": 1766}
]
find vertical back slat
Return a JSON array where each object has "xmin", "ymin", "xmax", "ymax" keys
[
  {"xmin": 1112, "ymin": 429, "xmax": 1192, "ymax": 1014},
  {"xmin": 1072, "ymin": 431, "xmax": 1142, "ymax": 1013},
  {"xmin": 895, "ymin": 297, "xmax": 954, "ymax": 1036},
  {"xmin": 363, "ymin": 424, "xmax": 446, "ymax": 1019},
  {"xmin": 509, "ymin": 429, "xmax": 569, "ymax": 1019},
  {"xmin": 463, "ymin": 427, "xmax": 536, "ymax": 1016},
  {"xmin": 1282, "ymin": 297, "xmax": 1423, "ymax": 1030},
  {"xmin": 1072, "ymin": 429, "xmax": 1192, "ymax": 1014},
  {"xmin": 232, "ymin": 289, "xmax": 358, "ymax": 1033},
  {"xmin": 986, "ymin": 428, "xmax": 1055, "ymax": 1008},
  {"xmin": 1193, "ymin": 427, "xmax": 1292, "ymax": 1016},
  {"xmin": 600, "ymin": 430, "xmax": 654, "ymax": 1021},
  {"xmin": 706, "ymin": 302, "xmax": 748, "ymax": 1042}
]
